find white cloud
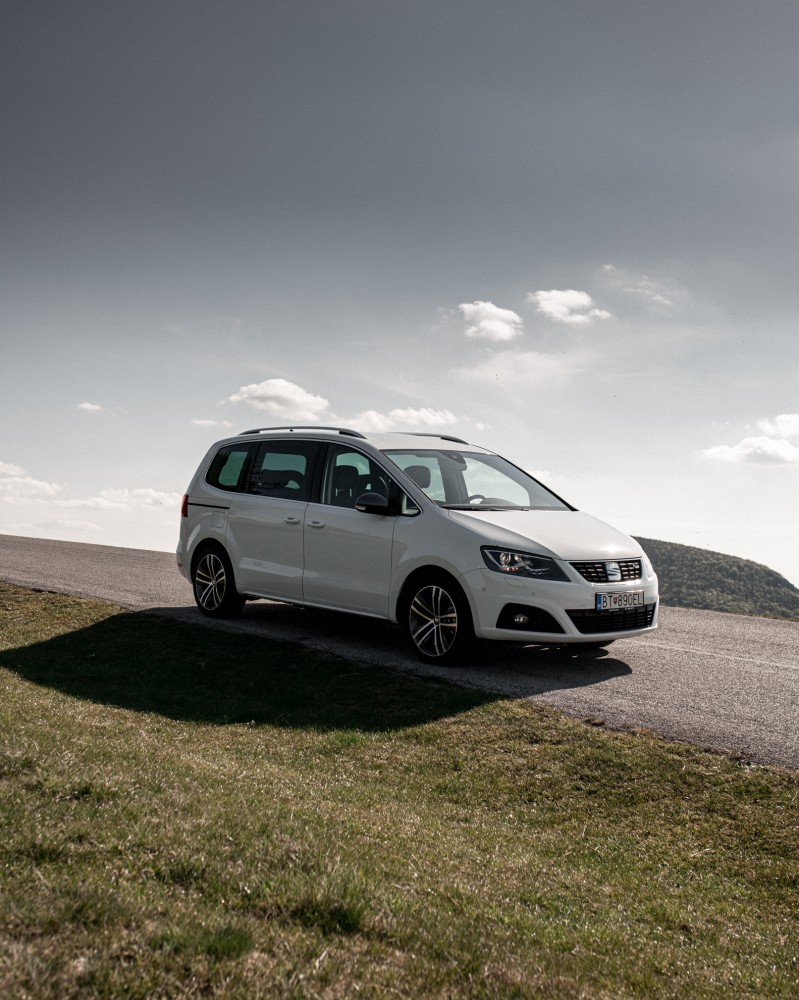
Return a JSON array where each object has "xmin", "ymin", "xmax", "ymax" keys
[
  {"xmin": 756, "ymin": 413, "xmax": 799, "ymax": 438},
  {"xmin": 458, "ymin": 349, "xmax": 586, "ymax": 385},
  {"xmin": 6, "ymin": 517, "xmax": 104, "ymax": 534},
  {"xmin": 0, "ymin": 461, "xmax": 26, "ymax": 476},
  {"xmin": 228, "ymin": 378, "xmax": 458, "ymax": 437},
  {"xmin": 229, "ymin": 379, "xmax": 330, "ymax": 422},
  {"xmin": 347, "ymin": 407, "xmax": 458, "ymax": 433},
  {"xmin": 600, "ymin": 264, "xmax": 675, "ymax": 306},
  {"xmin": 0, "ymin": 475, "xmax": 62, "ymax": 501},
  {"xmin": 528, "ymin": 289, "xmax": 612, "ymax": 325},
  {"xmin": 78, "ymin": 402, "xmax": 104, "ymax": 412},
  {"xmin": 701, "ymin": 436, "xmax": 799, "ymax": 464},
  {"xmin": 458, "ymin": 301, "xmax": 524, "ymax": 342},
  {"xmin": 54, "ymin": 488, "xmax": 183, "ymax": 511},
  {"xmin": 190, "ymin": 418, "xmax": 234, "ymax": 428}
]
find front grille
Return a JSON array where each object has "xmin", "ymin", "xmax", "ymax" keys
[
  {"xmin": 566, "ymin": 603, "xmax": 656, "ymax": 635},
  {"xmin": 571, "ymin": 559, "xmax": 642, "ymax": 583},
  {"xmin": 496, "ymin": 604, "xmax": 565, "ymax": 633}
]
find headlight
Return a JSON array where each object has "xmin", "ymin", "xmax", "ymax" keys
[{"xmin": 481, "ymin": 546, "xmax": 569, "ymax": 581}]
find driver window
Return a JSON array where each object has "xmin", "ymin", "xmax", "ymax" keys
[{"xmin": 322, "ymin": 447, "xmax": 391, "ymax": 508}]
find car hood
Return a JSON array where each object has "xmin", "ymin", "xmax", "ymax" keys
[{"xmin": 447, "ymin": 508, "xmax": 643, "ymax": 561}]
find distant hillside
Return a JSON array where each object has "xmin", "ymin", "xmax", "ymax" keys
[{"xmin": 634, "ymin": 537, "xmax": 799, "ymax": 621}]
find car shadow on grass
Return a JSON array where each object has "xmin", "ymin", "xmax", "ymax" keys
[{"xmin": 2, "ymin": 600, "xmax": 632, "ymax": 731}]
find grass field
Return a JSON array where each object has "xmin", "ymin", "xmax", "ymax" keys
[{"xmin": 1, "ymin": 581, "xmax": 798, "ymax": 998}]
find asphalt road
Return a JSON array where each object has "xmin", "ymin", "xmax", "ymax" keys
[{"xmin": 2, "ymin": 533, "xmax": 797, "ymax": 770}]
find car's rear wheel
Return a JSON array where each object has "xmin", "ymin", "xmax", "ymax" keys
[
  {"xmin": 192, "ymin": 546, "xmax": 246, "ymax": 618},
  {"xmin": 404, "ymin": 574, "xmax": 474, "ymax": 665}
]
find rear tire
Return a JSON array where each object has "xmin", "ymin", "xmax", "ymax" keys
[
  {"xmin": 192, "ymin": 546, "xmax": 246, "ymax": 618},
  {"xmin": 403, "ymin": 573, "xmax": 474, "ymax": 665}
]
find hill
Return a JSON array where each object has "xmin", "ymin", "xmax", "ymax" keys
[{"xmin": 635, "ymin": 537, "xmax": 799, "ymax": 621}]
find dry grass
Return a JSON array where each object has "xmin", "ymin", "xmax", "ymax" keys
[{"xmin": 1, "ymin": 582, "xmax": 798, "ymax": 998}]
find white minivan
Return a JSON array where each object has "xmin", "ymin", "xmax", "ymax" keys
[{"xmin": 177, "ymin": 426, "xmax": 658, "ymax": 663}]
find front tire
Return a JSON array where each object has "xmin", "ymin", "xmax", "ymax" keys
[
  {"xmin": 192, "ymin": 546, "xmax": 246, "ymax": 618},
  {"xmin": 404, "ymin": 574, "xmax": 474, "ymax": 665}
]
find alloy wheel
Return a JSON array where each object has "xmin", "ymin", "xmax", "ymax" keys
[
  {"xmin": 194, "ymin": 551, "xmax": 227, "ymax": 612},
  {"xmin": 409, "ymin": 584, "xmax": 459, "ymax": 659}
]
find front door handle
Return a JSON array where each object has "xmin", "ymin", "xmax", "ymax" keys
[
  {"xmin": 308, "ymin": 520, "xmax": 325, "ymax": 529},
  {"xmin": 284, "ymin": 516, "xmax": 301, "ymax": 525}
]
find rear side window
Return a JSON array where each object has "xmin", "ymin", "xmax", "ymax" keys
[
  {"xmin": 246, "ymin": 441, "xmax": 320, "ymax": 501},
  {"xmin": 206, "ymin": 445, "xmax": 252, "ymax": 492}
]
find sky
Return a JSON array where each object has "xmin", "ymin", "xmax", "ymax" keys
[{"xmin": 1, "ymin": 0, "xmax": 798, "ymax": 586}]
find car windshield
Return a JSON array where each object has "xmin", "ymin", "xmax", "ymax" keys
[{"xmin": 381, "ymin": 449, "xmax": 572, "ymax": 511}]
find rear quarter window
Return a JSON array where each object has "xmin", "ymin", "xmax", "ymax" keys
[{"xmin": 206, "ymin": 446, "xmax": 252, "ymax": 491}]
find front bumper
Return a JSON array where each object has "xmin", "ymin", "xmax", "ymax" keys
[{"xmin": 462, "ymin": 566, "xmax": 659, "ymax": 644}]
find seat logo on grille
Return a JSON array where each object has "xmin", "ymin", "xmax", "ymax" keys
[{"xmin": 605, "ymin": 561, "xmax": 621, "ymax": 582}]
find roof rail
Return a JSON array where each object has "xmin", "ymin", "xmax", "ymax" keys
[
  {"xmin": 239, "ymin": 425, "xmax": 367, "ymax": 439},
  {"xmin": 395, "ymin": 432, "xmax": 469, "ymax": 445}
]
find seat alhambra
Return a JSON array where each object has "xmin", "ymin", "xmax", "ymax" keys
[{"xmin": 177, "ymin": 426, "xmax": 658, "ymax": 663}]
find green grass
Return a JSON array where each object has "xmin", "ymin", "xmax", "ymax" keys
[{"xmin": 1, "ymin": 582, "xmax": 798, "ymax": 999}]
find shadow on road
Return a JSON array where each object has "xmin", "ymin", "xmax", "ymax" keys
[
  {"xmin": 148, "ymin": 599, "xmax": 634, "ymax": 698},
  {"xmin": 2, "ymin": 599, "xmax": 632, "ymax": 732}
]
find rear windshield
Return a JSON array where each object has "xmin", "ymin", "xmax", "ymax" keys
[{"xmin": 381, "ymin": 449, "xmax": 571, "ymax": 511}]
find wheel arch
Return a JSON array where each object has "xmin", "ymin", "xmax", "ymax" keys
[{"xmin": 394, "ymin": 564, "xmax": 475, "ymax": 625}]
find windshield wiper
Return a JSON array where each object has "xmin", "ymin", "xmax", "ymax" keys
[{"xmin": 440, "ymin": 504, "xmax": 528, "ymax": 511}]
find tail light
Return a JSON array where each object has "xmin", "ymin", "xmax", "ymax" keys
[{"xmin": 180, "ymin": 494, "xmax": 189, "ymax": 518}]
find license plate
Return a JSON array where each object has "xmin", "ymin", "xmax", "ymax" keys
[{"xmin": 595, "ymin": 590, "xmax": 645, "ymax": 611}]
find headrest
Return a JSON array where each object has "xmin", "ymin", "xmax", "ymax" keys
[{"xmin": 404, "ymin": 464, "xmax": 431, "ymax": 489}]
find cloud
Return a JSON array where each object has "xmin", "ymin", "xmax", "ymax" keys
[
  {"xmin": 6, "ymin": 517, "xmax": 104, "ymax": 534},
  {"xmin": 458, "ymin": 301, "xmax": 524, "ymax": 341},
  {"xmin": 702, "ymin": 413, "xmax": 799, "ymax": 464},
  {"xmin": 528, "ymin": 289, "xmax": 611, "ymax": 325},
  {"xmin": 54, "ymin": 488, "xmax": 183, "ymax": 511},
  {"xmin": 0, "ymin": 474, "xmax": 62, "ymax": 501},
  {"xmin": 600, "ymin": 264, "xmax": 675, "ymax": 306},
  {"xmin": 347, "ymin": 407, "xmax": 458, "ymax": 433},
  {"xmin": 228, "ymin": 378, "xmax": 459, "ymax": 437},
  {"xmin": 0, "ymin": 461, "xmax": 26, "ymax": 476},
  {"xmin": 701, "ymin": 436, "xmax": 799, "ymax": 464},
  {"xmin": 78, "ymin": 402, "xmax": 104, "ymax": 412},
  {"xmin": 756, "ymin": 413, "xmax": 799, "ymax": 438},
  {"xmin": 190, "ymin": 418, "xmax": 235, "ymax": 428},
  {"xmin": 458, "ymin": 349, "xmax": 586, "ymax": 385},
  {"xmin": 229, "ymin": 379, "xmax": 330, "ymax": 422}
]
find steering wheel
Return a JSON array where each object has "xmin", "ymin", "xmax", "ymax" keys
[{"xmin": 467, "ymin": 494, "xmax": 486, "ymax": 504}]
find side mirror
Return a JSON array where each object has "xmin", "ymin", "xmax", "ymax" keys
[{"xmin": 355, "ymin": 492, "xmax": 390, "ymax": 515}]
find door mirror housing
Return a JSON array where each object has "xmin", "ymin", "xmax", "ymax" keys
[{"xmin": 355, "ymin": 492, "xmax": 390, "ymax": 515}]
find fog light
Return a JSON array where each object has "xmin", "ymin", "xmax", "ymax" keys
[{"xmin": 513, "ymin": 613, "xmax": 529, "ymax": 625}]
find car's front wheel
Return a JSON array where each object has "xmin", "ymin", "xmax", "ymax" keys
[
  {"xmin": 404, "ymin": 574, "xmax": 474, "ymax": 665},
  {"xmin": 191, "ymin": 546, "xmax": 246, "ymax": 618}
]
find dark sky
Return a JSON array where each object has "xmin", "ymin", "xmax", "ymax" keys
[{"xmin": 2, "ymin": 0, "xmax": 798, "ymax": 581}]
